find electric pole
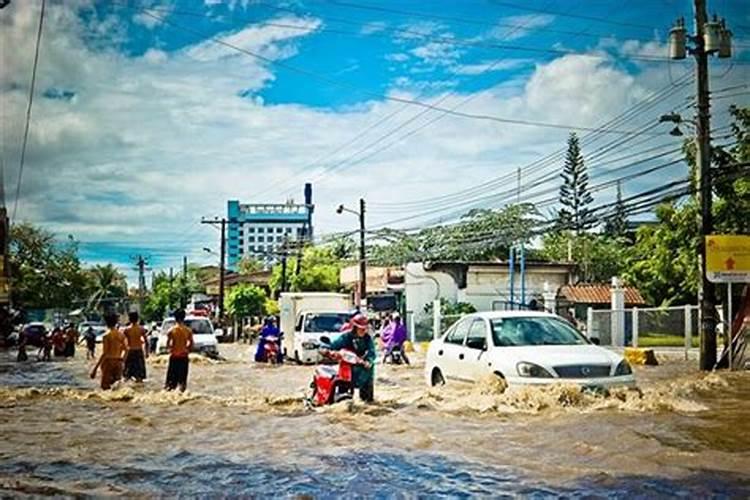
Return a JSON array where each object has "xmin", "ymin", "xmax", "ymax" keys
[
  {"xmin": 666, "ymin": 1, "xmax": 733, "ymax": 370},
  {"xmin": 182, "ymin": 255, "xmax": 188, "ymax": 309},
  {"xmin": 202, "ymin": 217, "xmax": 228, "ymax": 325},
  {"xmin": 133, "ymin": 255, "xmax": 148, "ymax": 315},
  {"xmin": 168, "ymin": 267, "xmax": 174, "ymax": 311},
  {"xmin": 359, "ymin": 198, "xmax": 367, "ymax": 308}
]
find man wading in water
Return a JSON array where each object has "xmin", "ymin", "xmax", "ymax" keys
[
  {"xmin": 90, "ymin": 313, "xmax": 128, "ymax": 390},
  {"xmin": 165, "ymin": 309, "xmax": 193, "ymax": 392},
  {"xmin": 122, "ymin": 311, "xmax": 148, "ymax": 382}
]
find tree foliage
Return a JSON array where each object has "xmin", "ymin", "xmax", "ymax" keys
[
  {"xmin": 269, "ymin": 246, "xmax": 342, "ymax": 293},
  {"xmin": 540, "ymin": 231, "xmax": 628, "ymax": 284},
  {"xmin": 225, "ymin": 284, "xmax": 267, "ymax": 319},
  {"xmin": 369, "ymin": 204, "xmax": 539, "ymax": 265},
  {"xmin": 624, "ymin": 105, "xmax": 750, "ymax": 305},
  {"xmin": 8, "ymin": 224, "xmax": 90, "ymax": 310},
  {"xmin": 558, "ymin": 132, "xmax": 593, "ymax": 233},
  {"xmin": 86, "ymin": 264, "xmax": 128, "ymax": 313},
  {"xmin": 603, "ymin": 181, "xmax": 628, "ymax": 237},
  {"xmin": 238, "ymin": 257, "xmax": 264, "ymax": 275}
]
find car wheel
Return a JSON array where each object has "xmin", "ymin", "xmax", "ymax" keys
[{"xmin": 431, "ymin": 368, "xmax": 445, "ymax": 387}]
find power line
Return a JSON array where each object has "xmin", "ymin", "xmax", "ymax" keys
[{"xmin": 12, "ymin": 0, "xmax": 46, "ymax": 221}]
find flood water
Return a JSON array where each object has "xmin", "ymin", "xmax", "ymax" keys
[{"xmin": 1, "ymin": 344, "xmax": 748, "ymax": 497}]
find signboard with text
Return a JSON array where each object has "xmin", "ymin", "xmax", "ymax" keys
[{"xmin": 706, "ymin": 235, "xmax": 750, "ymax": 283}]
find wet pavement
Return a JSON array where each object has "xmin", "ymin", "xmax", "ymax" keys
[{"xmin": 0, "ymin": 344, "xmax": 748, "ymax": 497}]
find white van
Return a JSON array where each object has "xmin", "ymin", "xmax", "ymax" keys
[{"xmin": 157, "ymin": 315, "xmax": 219, "ymax": 356}]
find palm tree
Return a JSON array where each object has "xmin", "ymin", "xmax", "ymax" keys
[{"xmin": 87, "ymin": 264, "xmax": 127, "ymax": 314}]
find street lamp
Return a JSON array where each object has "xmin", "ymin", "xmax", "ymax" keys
[{"xmin": 336, "ymin": 199, "xmax": 367, "ymax": 308}]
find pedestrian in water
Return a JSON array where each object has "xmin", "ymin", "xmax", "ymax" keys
[
  {"xmin": 165, "ymin": 309, "xmax": 193, "ymax": 392},
  {"xmin": 382, "ymin": 312, "xmax": 409, "ymax": 365},
  {"xmin": 39, "ymin": 331, "xmax": 52, "ymax": 362},
  {"xmin": 81, "ymin": 325, "xmax": 97, "ymax": 360},
  {"xmin": 17, "ymin": 328, "xmax": 28, "ymax": 362},
  {"xmin": 122, "ymin": 311, "xmax": 148, "ymax": 382},
  {"xmin": 64, "ymin": 323, "xmax": 78, "ymax": 358},
  {"xmin": 90, "ymin": 313, "xmax": 128, "ymax": 390}
]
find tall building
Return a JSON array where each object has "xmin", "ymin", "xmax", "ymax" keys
[{"xmin": 227, "ymin": 184, "xmax": 313, "ymax": 270}]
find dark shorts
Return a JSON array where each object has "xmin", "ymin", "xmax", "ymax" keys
[
  {"xmin": 165, "ymin": 356, "xmax": 189, "ymax": 391},
  {"xmin": 124, "ymin": 349, "xmax": 147, "ymax": 381}
]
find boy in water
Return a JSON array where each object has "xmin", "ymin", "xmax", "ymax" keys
[
  {"xmin": 122, "ymin": 312, "xmax": 148, "ymax": 382},
  {"xmin": 90, "ymin": 313, "xmax": 128, "ymax": 390},
  {"xmin": 165, "ymin": 309, "xmax": 193, "ymax": 392},
  {"xmin": 82, "ymin": 325, "xmax": 97, "ymax": 360}
]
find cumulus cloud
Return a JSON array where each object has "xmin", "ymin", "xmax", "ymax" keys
[{"xmin": 5, "ymin": 1, "xmax": 745, "ymax": 281}]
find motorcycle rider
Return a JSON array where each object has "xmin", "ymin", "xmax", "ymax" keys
[
  {"xmin": 325, "ymin": 313, "xmax": 376, "ymax": 402},
  {"xmin": 382, "ymin": 312, "xmax": 409, "ymax": 365},
  {"xmin": 254, "ymin": 316, "xmax": 281, "ymax": 363}
]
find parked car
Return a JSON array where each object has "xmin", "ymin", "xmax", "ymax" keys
[
  {"xmin": 425, "ymin": 311, "xmax": 635, "ymax": 390},
  {"xmin": 156, "ymin": 315, "xmax": 219, "ymax": 356},
  {"xmin": 21, "ymin": 322, "xmax": 48, "ymax": 347}
]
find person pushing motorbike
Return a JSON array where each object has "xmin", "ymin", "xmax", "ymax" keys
[{"xmin": 323, "ymin": 313, "xmax": 376, "ymax": 402}]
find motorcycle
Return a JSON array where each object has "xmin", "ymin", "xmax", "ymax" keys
[
  {"xmin": 262, "ymin": 335, "xmax": 281, "ymax": 365},
  {"xmin": 307, "ymin": 337, "xmax": 365, "ymax": 407}
]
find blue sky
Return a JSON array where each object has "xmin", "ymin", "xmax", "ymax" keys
[{"xmin": 2, "ymin": 0, "xmax": 749, "ymax": 285}]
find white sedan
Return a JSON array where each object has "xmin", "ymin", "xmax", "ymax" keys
[{"xmin": 425, "ymin": 311, "xmax": 635, "ymax": 390}]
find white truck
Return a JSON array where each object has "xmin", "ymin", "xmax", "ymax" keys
[{"xmin": 279, "ymin": 292, "xmax": 352, "ymax": 364}]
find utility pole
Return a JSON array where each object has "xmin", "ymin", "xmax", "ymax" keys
[
  {"xmin": 359, "ymin": 198, "xmax": 367, "ymax": 308},
  {"xmin": 666, "ymin": 1, "xmax": 733, "ymax": 370},
  {"xmin": 202, "ymin": 217, "xmax": 228, "ymax": 325},
  {"xmin": 168, "ymin": 267, "xmax": 174, "ymax": 311},
  {"xmin": 133, "ymin": 255, "xmax": 148, "ymax": 315},
  {"xmin": 182, "ymin": 256, "xmax": 188, "ymax": 309}
]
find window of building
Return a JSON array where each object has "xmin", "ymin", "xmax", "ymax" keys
[
  {"xmin": 249, "ymin": 246, "xmax": 256, "ymax": 252},
  {"xmin": 276, "ymin": 227, "xmax": 283, "ymax": 233},
  {"xmin": 258, "ymin": 227, "xmax": 264, "ymax": 233},
  {"xmin": 239, "ymin": 248, "xmax": 244, "ymax": 254},
  {"xmin": 248, "ymin": 227, "xmax": 255, "ymax": 233},
  {"xmin": 248, "ymin": 236, "xmax": 255, "ymax": 243},
  {"xmin": 286, "ymin": 228, "xmax": 292, "ymax": 234},
  {"xmin": 258, "ymin": 236, "xmax": 264, "ymax": 243}
]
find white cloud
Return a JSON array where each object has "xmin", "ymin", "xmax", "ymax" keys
[
  {"xmin": 361, "ymin": 21, "xmax": 387, "ymax": 35},
  {"xmin": 385, "ymin": 53, "xmax": 409, "ymax": 62},
  {"xmin": 485, "ymin": 14, "xmax": 556, "ymax": 41},
  {"xmin": 5, "ymin": 2, "xmax": 745, "ymax": 282},
  {"xmin": 449, "ymin": 58, "xmax": 533, "ymax": 75}
]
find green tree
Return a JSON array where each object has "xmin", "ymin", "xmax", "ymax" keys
[
  {"xmin": 624, "ymin": 105, "xmax": 750, "ymax": 305},
  {"xmin": 226, "ymin": 284, "xmax": 267, "ymax": 319},
  {"xmin": 558, "ymin": 132, "xmax": 593, "ymax": 234},
  {"xmin": 541, "ymin": 231, "xmax": 628, "ymax": 284},
  {"xmin": 86, "ymin": 263, "xmax": 127, "ymax": 313},
  {"xmin": 8, "ymin": 223, "xmax": 90, "ymax": 310},
  {"xmin": 603, "ymin": 181, "xmax": 628, "ymax": 237},
  {"xmin": 142, "ymin": 271, "xmax": 180, "ymax": 321},
  {"xmin": 269, "ymin": 246, "xmax": 342, "ymax": 294},
  {"xmin": 238, "ymin": 256, "xmax": 264, "ymax": 275}
]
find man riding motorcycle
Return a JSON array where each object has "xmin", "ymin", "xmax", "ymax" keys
[
  {"xmin": 323, "ymin": 313, "xmax": 375, "ymax": 402},
  {"xmin": 254, "ymin": 316, "xmax": 282, "ymax": 363}
]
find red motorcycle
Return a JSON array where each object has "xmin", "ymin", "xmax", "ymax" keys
[
  {"xmin": 263, "ymin": 335, "xmax": 280, "ymax": 364},
  {"xmin": 308, "ymin": 342, "xmax": 364, "ymax": 407}
]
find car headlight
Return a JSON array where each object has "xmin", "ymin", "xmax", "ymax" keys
[
  {"xmin": 614, "ymin": 360, "xmax": 632, "ymax": 376},
  {"xmin": 516, "ymin": 362, "xmax": 554, "ymax": 378}
]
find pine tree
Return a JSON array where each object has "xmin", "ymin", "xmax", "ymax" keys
[
  {"xmin": 604, "ymin": 181, "xmax": 628, "ymax": 237},
  {"xmin": 558, "ymin": 132, "xmax": 593, "ymax": 234}
]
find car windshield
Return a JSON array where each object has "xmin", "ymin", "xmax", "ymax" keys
[
  {"xmin": 491, "ymin": 317, "xmax": 589, "ymax": 347},
  {"xmin": 304, "ymin": 313, "xmax": 349, "ymax": 333},
  {"xmin": 162, "ymin": 319, "xmax": 213, "ymax": 334}
]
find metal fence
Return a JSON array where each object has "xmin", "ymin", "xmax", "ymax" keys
[{"xmin": 588, "ymin": 305, "xmax": 702, "ymax": 356}]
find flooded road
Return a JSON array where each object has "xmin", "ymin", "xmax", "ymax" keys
[{"xmin": 0, "ymin": 344, "xmax": 748, "ymax": 497}]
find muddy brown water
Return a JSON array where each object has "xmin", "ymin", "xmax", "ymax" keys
[{"xmin": 0, "ymin": 344, "xmax": 748, "ymax": 497}]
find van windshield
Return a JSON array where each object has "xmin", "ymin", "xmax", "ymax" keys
[{"xmin": 304, "ymin": 313, "xmax": 349, "ymax": 333}]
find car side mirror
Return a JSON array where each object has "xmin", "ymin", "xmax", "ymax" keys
[
  {"xmin": 590, "ymin": 337, "xmax": 600, "ymax": 345},
  {"xmin": 320, "ymin": 336, "xmax": 331, "ymax": 345}
]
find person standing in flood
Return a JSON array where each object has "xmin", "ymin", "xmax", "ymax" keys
[
  {"xmin": 82, "ymin": 325, "xmax": 97, "ymax": 360},
  {"xmin": 90, "ymin": 313, "xmax": 128, "ymax": 390},
  {"xmin": 165, "ymin": 309, "xmax": 193, "ymax": 392},
  {"xmin": 122, "ymin": 312, "xmax": 148, "ymax": 382}
]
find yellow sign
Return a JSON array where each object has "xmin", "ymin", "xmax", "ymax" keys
[{"xmin": 706, "ymin": 235, "xmax": 750, "ymax": 283}]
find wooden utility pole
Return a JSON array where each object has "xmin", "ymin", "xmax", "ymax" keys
[{"xmin": 359, "ymin": 198, "xmax": 367, "ymax": 308}]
